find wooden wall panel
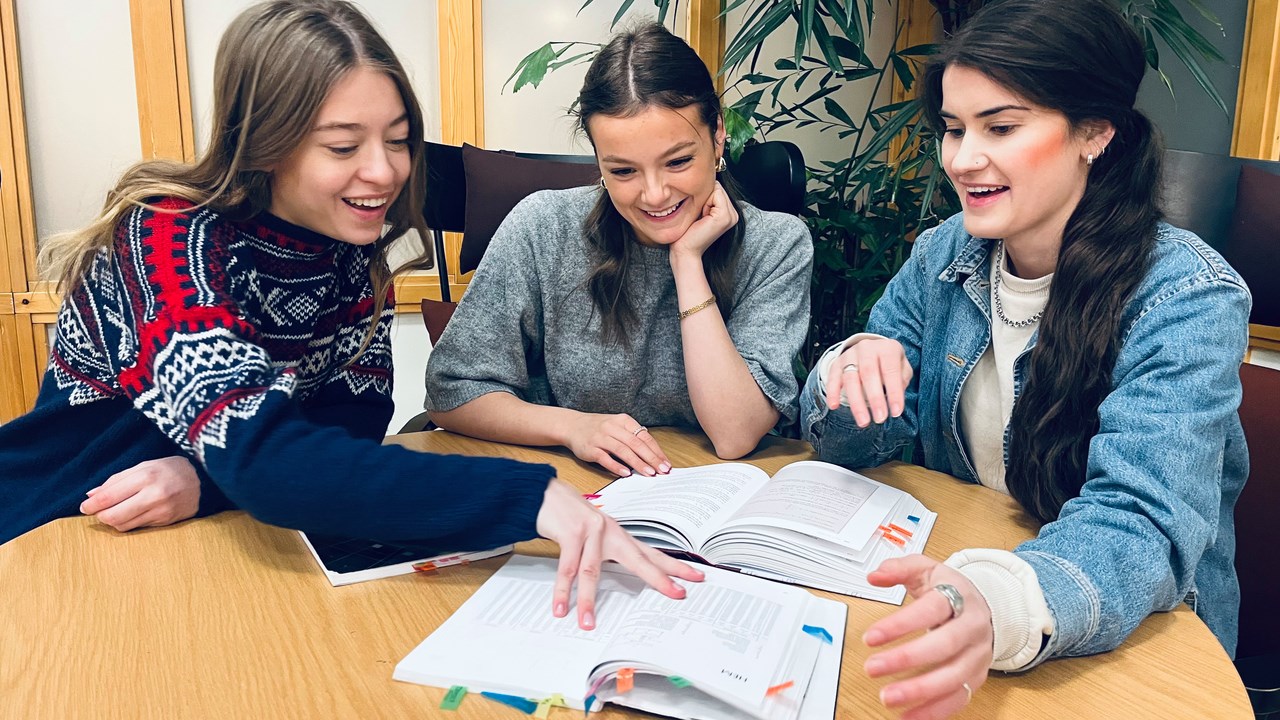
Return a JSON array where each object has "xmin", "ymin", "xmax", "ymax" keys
[
  {"xmin": 1233, "ymin": 0, "xmax": 1280, "ymax": 160},
  {"xmin": 687, "ymin": 0, "xmax": 725, "ymax": 93},
  {"xmin": 129, "ymin": 0, "xmax": 195, "ymax": 161}
]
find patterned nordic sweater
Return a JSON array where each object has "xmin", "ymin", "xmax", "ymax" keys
[{"xmin": 0, "ymin": 199, "xmax": 553, "ymax": 546}]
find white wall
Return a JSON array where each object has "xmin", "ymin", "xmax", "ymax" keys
[
  {"xmin": 482, "ymin": 0, "xmax": 685, "ymax": 154},
  {"xmin": 17, "ymin": 0, "xmax": 141, "ymax": 241}
]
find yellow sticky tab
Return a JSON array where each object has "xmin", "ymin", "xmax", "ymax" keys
[
  {"xmin": 617, "ymin": 667, "xmax": 635, "ymax": 694},
  {"xmin": 549, "ymin": 693, "xmax": 567, "ymax": 707},
  {"xmin": 533, "ymin": 698, "xmax": 552, "ymax": 718}
]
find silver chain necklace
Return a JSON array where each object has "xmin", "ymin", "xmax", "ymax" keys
[{"xmin": 992, "ymin": 242, "xmax": 1044, "ymax": 328}]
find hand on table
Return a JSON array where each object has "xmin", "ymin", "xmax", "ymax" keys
[
  {"xmin": 563, "ymin": 411, "xmax": 672, "ymax": 477},
  {"xmin": 79, "ymin": 456, "xmax": 201, "ymax": 532},
  {"xmin": 826, "ymin": 337, "xmax": 913, "ymax": 427},
  {"xmin": 536, "ymin": 479, "xmax": 704, "ymax": 630},
  {"xmin": 863, "ymin": 554, "xmax": 993, "ymax": 720}
]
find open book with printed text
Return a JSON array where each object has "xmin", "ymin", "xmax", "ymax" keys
[
  {"xmin": 596, "ymin": 460, "xmax": 936, "ymax": 604},
  {"xmin": 394, "ymin": 554, "xmax": 846, "ymax": 720}
]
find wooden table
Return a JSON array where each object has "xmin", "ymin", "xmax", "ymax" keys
[{"xmin": 0, "ymin": 429, "xmax": 1251, "ymax": 719}]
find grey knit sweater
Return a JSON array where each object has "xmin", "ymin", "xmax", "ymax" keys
[{"xmin": 424, "ymin": 186, "xmax": 813, "ymax": 428}]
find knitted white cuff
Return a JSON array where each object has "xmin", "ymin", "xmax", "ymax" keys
[
  {"xmin": 946, "ymin": 548, "xmax": 1055, "ymax": 672},
  {"xmin": 816, "ymin": 333, "xmax": 886, "ymax": 406}
]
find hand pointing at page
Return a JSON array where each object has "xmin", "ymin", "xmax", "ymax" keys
[{"xmin": 536, "ymin": 479, "xmax": 704, "ymax": 629}]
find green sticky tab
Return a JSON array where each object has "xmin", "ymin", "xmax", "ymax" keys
[
  {"xmin": 668, "ymin": 676, "xmax": 693, "ymax": 688},
  {"xmin": 441, "ymin": 685, "xmax": 467, "ymax": 710},
  {"xmin": 533, "ymin": 698, "xmax": 553, "ymax": 718},
  {"xmin": 548, "ymin": 693, "xmax": 567, "ymax": 707}
]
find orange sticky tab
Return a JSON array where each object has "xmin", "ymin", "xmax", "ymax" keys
[
  {"xmin": 412, "ymin": 561, "xmax": 438, "ymax": 573},
  {"xmin": 888, "ymin": 523, "xmax": 914, "ymax": 538},
  {"xmin": 617, "ymin": 668, "xmax": 635, "ymax": 694},
  {"xmin": 882, "ymin": 532, "xmax": 906, "ymax": 547},
  {"xmin": 878, "ymin": 524, "xmax": 894, "ymax": 534},
  {"xmin": 766, "ymin": 680, "xmax": 794, "ymax": 696}
]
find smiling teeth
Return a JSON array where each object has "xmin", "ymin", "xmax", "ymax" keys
[
  {"xmin": 346, "ymin": 197, "xmax": 387, "ymax": 208},
  {"xmin": 645, "ymin": 202, "xmax": 680, "ymax": 218},
  {"xmin": 969, "ymin": 186, "xmax": 1004, "ymax": 194}
]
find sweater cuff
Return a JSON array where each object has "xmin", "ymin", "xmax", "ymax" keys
[
  {"xmin": 946, "ymin": 548, "xmax": 1055, "ymax": 672},
  {"xmin": 816, "ymin": 333, "xmax": 886, "ymax": 406}
]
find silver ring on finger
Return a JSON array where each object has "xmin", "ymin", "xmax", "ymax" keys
[
  {"xmin": 632, "ymin": 425, "xmax": 647, "ymax": 437},
  {"xmin": 962, "ymin": 682, "xmax": 973, "ymax": 704},
  {"xmin": 841, "ymin": 362, "xmax": 859, "ymax": 374},
  {"xmin": 935, "ymin": 583, "xmax": 964, "ymax": 619}
]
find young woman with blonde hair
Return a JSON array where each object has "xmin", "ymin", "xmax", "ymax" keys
[{"xmin": 0, "ymin": 0, "xmax": 700, "ymax": 629}]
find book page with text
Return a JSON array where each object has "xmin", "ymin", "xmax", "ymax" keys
[
  {"xmin": 597, "ymin": 463, "xmax": 772, "ymax": 551},
  {"xmin": 719, "ymin": 461, "xmax": 902, "ymax": 551}
]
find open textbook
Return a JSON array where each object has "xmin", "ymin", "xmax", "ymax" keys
[
  {"xmin": 596, "ymin": 460, "xmax": 936, "ymax": 604},
  {"xmin": 299, "ymin": 531, "xmax": 511, "ymax": 586},
  {"xmin": 394, "ymin": 555, "xmax": 846, "ymax": 720}
]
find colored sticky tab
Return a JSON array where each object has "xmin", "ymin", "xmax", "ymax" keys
[
  {"xmin": 668, "ymin": 676, "xmax": 693, "ymax": 688},
  {"xmin": 412, "ymin": 561, "xmax": 438, "ymax": 573},
  {"xmin": 548, "ymin": 693, "xmax": 567, "ymax": 707},
  {"xmin": 583, "ymin": 694, "xmax": 597, "ymax": 717},
  {"xmin": 882, "ymin": 532, "xmax": 906, "ymax": 547},
  {"xmin": 616, "ymin": 667, "xmax": 635, "ymax": 694},
  {"xmin": 907, "ymin": 515, "xmax": 920, "ymax": 523},
  {"xmin": 888, "ymin": 523, "xmax": 914, "ymax": 538},
  {"xmin": 440, "ymin": 685, "xmax": 467, "ymax": 710},
  {"xmin": 582, "ymin": 493, "xmax": 601, "ymax": 499},
  {"xmin": 481, "ymin": 691, "xmax": 538, "ymax": 714},
  {"xmin": 802, "ymin": 624, "xmax": 834, "ymax": 644},
  {"xmin": 533, "ymin": 698, "xmax": 552, "ymax": 718},
  {"xmin": 766, "ymin": 680, "xmax": 794, "ymax": 696}
]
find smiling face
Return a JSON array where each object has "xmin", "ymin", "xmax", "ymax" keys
[
  {"xmin": 587, "ymin": 104, "xmax": 724, "ymax": 247},
  {"xmin": 269, "ymin": 65, "xmax": 411, "ymax": 246},
  {"xmin": 939, "ymin": 65, "xmax": 1112, "ymax": 255}
]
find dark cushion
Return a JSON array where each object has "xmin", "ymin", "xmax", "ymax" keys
[
  {"xmin": 460, "ymin": 144, "xmax": 600, "ymax": 275},
  {"xmin": 1227, "ymin": 165, "xmax": 1280, "ymax": 327}
]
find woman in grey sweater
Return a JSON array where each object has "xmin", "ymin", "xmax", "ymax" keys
[{"xmin": 425, "ymin": 24, "xmax": 812, "ymax": 478}]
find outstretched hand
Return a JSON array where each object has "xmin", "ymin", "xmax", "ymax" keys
[
  {"xmin": 535, "ymin": 479, "xmax": 704, "ymax": 630},
  {"xmin": 79, "ymin": 456, "xmax": 201, "ymax": 532},
  {"xmin": 826, "ymin": 337, "xmax": 913, "ymax": 427},
  {"xmin": 863, "ymin": 554, "xmax": 993, "ymax": 720}
]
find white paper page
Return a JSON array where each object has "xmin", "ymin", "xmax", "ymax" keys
[
  {"xmin": 394, "ymin": 555, "xmax": 639, "ymax": 708},
  {"xmin": 597, "ymin": 463, "xmax": 772, "ymax": 551},
  {"xmin": 598, "ymin": 571, "xmax": 810, "ymax": 702},
  {"xmin": 797, "ymin": 598, "xmax": 847, "ymax": 720},
  {"xmin": 720, "ymin": 461, "xmax": 902, "ymax": 551}
]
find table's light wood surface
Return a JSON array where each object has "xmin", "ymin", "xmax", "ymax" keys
[{"xmin": 0, "ymin": 429, "xmax": 1250, "ymax": 719}]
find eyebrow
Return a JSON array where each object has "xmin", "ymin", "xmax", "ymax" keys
[
  {"xmin": 938, "ymin": 104, "xmax": 1031, "ymax": 120},
  {"xmin": 312, "ymin": 114, "xmax": 410, "ymax": 132},
  {"xmin": 600, "ymin": 140, "xmax": 699, "ymax": 164}
]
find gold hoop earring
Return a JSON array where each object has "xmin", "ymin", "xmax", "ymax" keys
[
  {"xmin": 599, "ymin": 176, "xmax": 607, "ymax": 189},
  {"xmin": 1086, "ymin": 153, "xmax": 1095, "ymax": 166},
  {"xmin": 715, "ymin": 156, "xmax": 726, "ymax": 173}
]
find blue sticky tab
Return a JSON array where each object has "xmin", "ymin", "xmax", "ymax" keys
[
  {"xmin": 583, "ymin": 694, "xmax": 597, "ymax": 716},
  {"xmin": 802, "ymin": 624, "xmax": 834, "ymax": 644},
  {"xmin": 907, "ymin": 515, "xmax": 920, "ymax": 523},
  {"xmin": 481, "ymin": 691, "xmax": 538, "ymax": 714}
]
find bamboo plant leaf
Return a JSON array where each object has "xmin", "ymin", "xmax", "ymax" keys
[
  {"xmin": 503, "ymin": 43, "xmax": 557, "ymax": 94},
  {"xmin": 724, "ymin": 2, "xmax": 792, "ymax": 72},
  {"xmin": 610, "ymin": 0, "xmax": 637, "ymax": 29}
]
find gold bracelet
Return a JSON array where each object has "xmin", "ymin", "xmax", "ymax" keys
[{"xmin": 678, "ymin": 295, "xmax": 717, "ymax": 320}]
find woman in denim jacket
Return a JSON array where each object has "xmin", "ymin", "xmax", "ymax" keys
[{"xmin": 801, "ymin": 0, "xmax": 1250, "ymax": 717}]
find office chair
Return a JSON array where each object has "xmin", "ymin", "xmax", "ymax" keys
[{"xmin": 1234, "ymin": 361, "xmax": 1280, "ymax": 718}]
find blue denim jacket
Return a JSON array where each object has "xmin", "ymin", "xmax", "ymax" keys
[{"xmin": 802, "ymin": 214, "xmax": 1250, "ymax": 661}]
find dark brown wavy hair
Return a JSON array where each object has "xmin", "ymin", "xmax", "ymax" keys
[
  {"xmin": 573, "ymin": 22, "xmax": 744, "ymax": 346},
  {"xmin": 921, "ymin": 0, "xmax": 1163, "ymax": 521}
]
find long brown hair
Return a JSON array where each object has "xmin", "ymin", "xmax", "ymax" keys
[
  {"xmin": 573, "ymin": 22, "xmax": 744, "ymax": 346},
  {"xmin": 38, "ymin": 0, "xmax": 432, "ymax": 355},
  {"xmin": 921, "ymin": 0, "xmax": 1162, "ymax": 522}
]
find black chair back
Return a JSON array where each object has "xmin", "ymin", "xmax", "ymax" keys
[
  {"xmin": 1160, "ymin": 149, "xmax": 1280, "ymax": 250},
  {"xmin": 727, "ymin": 140, "xmax": 807, "ymax": 216},
  {"xmin": 422, "ymin": 141, "xmax": 466, "ymax": 301}
]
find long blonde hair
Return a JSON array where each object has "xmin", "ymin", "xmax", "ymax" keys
[{"xmin": 39, "ymin": 0, "xmax": 432, "ymax": 353}]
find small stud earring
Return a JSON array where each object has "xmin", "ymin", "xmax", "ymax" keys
[
  {"xmin": 1086, "ymin": 153, "xmax": 1094, "ymax": 166},
  {"xmin": 599, "ymin": 176, "xmax": 607, "ymax": 189},
  {"xmin": 715, "ymin": 156, "xmax": 726, "ymax": 173}
]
